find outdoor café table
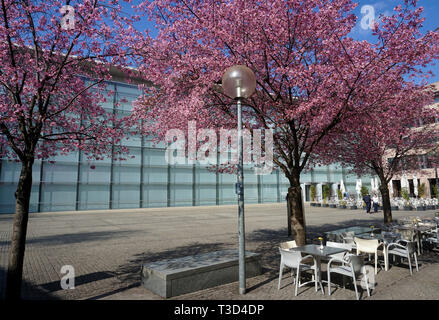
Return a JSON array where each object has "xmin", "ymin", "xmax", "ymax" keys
[
  {"xmin": 290, "ymin": 244, "xmax": 348, "ymax": 292},
  {"xmin": 392, "ymin": 225, "xmax": 432, "ymax": 255},
  {"xmin": 356, "ymin": 232, "xmax": 397, "ymax": 243},
  {"xmin": 355, "ymin": 232, "xmax": 402, "ymax": 271},
  {"xmin": 325, "ymin": 226, "xmax": 381, "ymax": 243}
]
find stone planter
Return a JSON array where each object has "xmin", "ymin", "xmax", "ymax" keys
[
  {"xmin": 391, "ymin": 206, "xmax": 399, "ymax": 211},
  {"xmin": 350, "ymin": 205, "xmax": 357, "ymax": 210},
  {"xmin": 403, "ymin": 206, "xmax": 413, "ymax": 211},
  {"xmin": 329, "ymin": 204, "xmax": 337, "ymax": 208}
]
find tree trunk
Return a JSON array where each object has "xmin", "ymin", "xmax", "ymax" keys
[
  {"xmin": 379, "ymin": 181, "xmax": 392, "ymax": 224},
  {"xmin": 5, "ymin": 158, "xmax": 34, "ymax": 300},
  {"xmin": 287, "ymin": 175, "xmax": 306, "ymax": 246}
]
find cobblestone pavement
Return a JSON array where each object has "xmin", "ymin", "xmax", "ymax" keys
[{"xmin": 0, "ymin": 203, "xmax": 438, "ymax": 300}]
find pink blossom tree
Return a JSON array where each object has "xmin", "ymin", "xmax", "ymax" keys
[
  {"xmin": 132, "ymin": 0, "xmax": 439, "ymax": 245},
  {"xmin": 315, "ymin": 82, "xmax": 439, "ymax": 223},
  {"xmin": 0, "ymin": 0, "xmax": 142, "ymax": 299}
]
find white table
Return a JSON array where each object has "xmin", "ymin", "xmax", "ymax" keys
[{"xmin": 291, "ymin": 244, "xmax": 348, "ymax": 292}]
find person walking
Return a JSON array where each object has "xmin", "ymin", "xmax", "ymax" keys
[
  {"xmin": 372, "ymin": 193, "xmax": 379, "ymax": 213},
  {"xmin": 363, "ymin": 193, "xmax": 371, "ymax": 213}
]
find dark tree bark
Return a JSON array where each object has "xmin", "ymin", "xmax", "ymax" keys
[
  {"xmin": 287, "ymin": 172, "xmax": 306, "ymax": 246},
  {"xmin": 5, "ymin": 157, "xmax": 34, "ymax": 300},
  {"xmin": 379, "ymin": 180, "xmax": 393, "ymax": 224}
]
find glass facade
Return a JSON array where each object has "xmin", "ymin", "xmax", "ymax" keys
[{"xmin": 0, "ymin": 80, "xmax": 368, "ymax": 214}]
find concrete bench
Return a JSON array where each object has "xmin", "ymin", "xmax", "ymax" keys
[{"xmin": 140, "ymin": 249, "xmax": 262, "ymax": 298}]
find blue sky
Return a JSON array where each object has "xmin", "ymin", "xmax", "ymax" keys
[
  {"xmin": 350, "ymin": 0, "xmax": 439, "ymax": 83},
  {"xmin": 125, "ymin": 0, "xmax": 439, "ymax": 83}
]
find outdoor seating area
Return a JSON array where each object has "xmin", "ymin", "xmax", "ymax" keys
[{"xmin": 277, "ymin": 214, "xmax": 439, "ymax": 300}]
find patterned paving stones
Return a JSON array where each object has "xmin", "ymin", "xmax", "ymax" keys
[{"xmin": 0, "ymin": 203, "xmax": 438, "ymax": 300}]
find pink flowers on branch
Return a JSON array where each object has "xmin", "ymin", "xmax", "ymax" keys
[
  {"xmin": 132, "ymin": 0, "xmax": 439, "ymax": 244},
  {"xmin": 0, "ymin": 0, "xmax": 143, "ymax": 299}
]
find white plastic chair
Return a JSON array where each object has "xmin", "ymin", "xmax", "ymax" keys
[
  {"xmin": 341, "ymin": 231, "xmax": 355, "ymax": 244},
  {"xmin": 425, "ymin": 223, "xmax": 439, "ymax": 248},
  {"xmin": 279, "ymin": 240, "xmax": 297, "ymax": 250},
  {"xmin": 395, "ymin": 227, "xmax": 422, "ymax": 255},
  {"xmin": 327, "ymin": 254, "xmax": 370, "ymax": 300},
  {"xmin": 354, "ymin": 237, "xmax": 387, "ymax": 274},
  {"xmin": 326, "ymin": 241, "xmax": 355, "ymax": 261},
  {"xmin": 278, "ymin": 248, "xmax": 323, "ymax": 296},
  {"xmin": 279, "ymin": 240, "xmax": 313, "ymax": 264},
  {"xmin": 386, "ymin": 240, "xmax": 419, "ymax": 276}
]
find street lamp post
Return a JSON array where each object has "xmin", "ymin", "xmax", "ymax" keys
[{"xmin": 222, "ymin": 65, "xmax": 256, "ymax": 295}]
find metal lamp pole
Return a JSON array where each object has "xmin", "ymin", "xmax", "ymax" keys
[
  {"xmin": 222, "ymin": 65, "xmax": 256, "ymax": 295},
  {"xmin": 236, "ymin": 96, "xmax": 245, "ymax": 294}
]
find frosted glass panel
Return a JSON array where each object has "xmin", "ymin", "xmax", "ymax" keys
[
  {"xmin": 0, "ymin": 161, "xmax": 22, "ymax": 182},
  {"xmin": 142, "ymin": 185, "xmax": 167, "ymax": 207},
  {"xmin": 112, "ymin": 165, "xmax": 141, "ymax": 184},
  {"xmin": 121, "ymin": 134, "xmax": 142, "ymax": 147},
  {"xmin": 220, "ymin": 172, "xmax": 236, "ymax": 183},
  {"xmin": 117, "ymin": 93, "xmax": 141, "ymax": 112},
  {"xmin": 80, "ymin": 164, "xmax": 111, "ymax": 184},
  {"xmin": 112, "ymin": 184, "xmax": 140, "ymax": 209},
  {"xmin": 117, "ymin": 84, "xmax": 141, "ymax": 96},
  {"xmin": 43, "ymin": 163, "xmax": 77, "ymax": 183},
  {"xmin": 313, "ymin": 168, "xmax": 328, "ymax": 183},
  {"xmin": 262, "ymin": 185, "xmax": 278, "ymax": 202},
  {"xmin": 244, "ymin": 185, "xmax": 258, "ymax": 203},
  {"xmin": 0, "ymin": 183, "xmax": 39, "ymax": 213},
  {"xmin": 114, "ymin": 147, "xmax": 141, "ymax": 164},
  {"xmin": 143, "ymin": 148, "xmax": 166, "ymax": 166},
  {"xmin": 195, "ymin": 185, "xmax": 216, "ymax": 206},
  {"xmin": 301, "ymin": 171, "xmax": 312, "ymax": 183},
  {"xmin": 0, "ymin": 79, "xmax": 377, "ymax": 213},
  {"xmin": 143, "ymin": 167, "xmax": 167, "ymax": 183},
  {"xmin": 219, "ymin": 185, "xmax": 235, "ymax": 205},
  {"xmin": 170, "ymin": 184, "xmax": 192, "ymax": 206},
  {"xmin": 0, "ymin": 183, "xmax": 17, "ymax": 213},
  {"xmin": 52, "ymin": 151, "xmax": 79, "ymax": 163},
  {"xmin": 40, "ymin": 184, "xmax": 76, "ymax": 211},
  {"xmin": 170, "ymin": 167, "xmax": 193, "ymax": 184},
  {"xmin": 78, "ymin": 184, "xmax": 110, "ymax": 210},
  {"xmin": 196, "ymin": 167, "xmax": 216, "ymax": 183},
  {"xmin": 244, "ymin": 169, "xmax": 258, "ymax": 183},
  {"xmin": 261, "ymin": 171, "xmax": 279, "ymax": 202}
]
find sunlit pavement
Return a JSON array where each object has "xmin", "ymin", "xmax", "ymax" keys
[{"xmin": 0, "ymin": 203, "xmax": 438, "ymax": 300}]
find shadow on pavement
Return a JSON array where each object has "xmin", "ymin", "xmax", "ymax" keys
[
  {"xmin": 0, "ymin": 266, "xmax": 61, "ymax": 300},
  {"xmin": 110, "ymin": 242, "xmax": 229, "ymax": 294},
  {"xmin": 0, "ymin": 230, "xmax": 143, "ymax": 247}
]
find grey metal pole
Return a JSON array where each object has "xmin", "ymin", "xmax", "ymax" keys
[{"xmin": 237, "ymin": 98, "xmax": 246, "ymax": 295}]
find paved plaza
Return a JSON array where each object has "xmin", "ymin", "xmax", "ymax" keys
[{"xmin": 1, "ymin": 203, "xmax": 439, "ymax": 300}]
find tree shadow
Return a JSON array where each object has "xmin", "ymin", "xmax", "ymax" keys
[
  {"xmin": 113, "ymin": 242, "xmax": 230, "ymax": 290},
  {"xmin": 0, "ymin": 266, "xmax": 61, "ymax": 300},
  {"xmin": 0, "ymin": 230, "xmax": 144, "ymax": 247},
  {"xmin": 37, "ymin": 271, "xmax": 117, "ymax": 293}
]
